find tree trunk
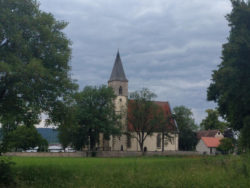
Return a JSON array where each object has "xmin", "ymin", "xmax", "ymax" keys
[
  {"xmin": 139, "ymin": 142, "xmax": 144, "ymax": 154},
  {"xmin": 162, "ymin": 132, "xmax": 164, "ymax": 152}
]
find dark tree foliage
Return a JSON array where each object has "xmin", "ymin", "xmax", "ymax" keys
[
  {"xmin": 200, "ymin": 109, "xmax": 228, "ymax": 131},
  {"xmin": 2, "ymin": 125, "xmax": 48, "ymax": 151},
  {"xmin": 0, "ymin": 0, "xmax": 77, "ymax": 133},
  {"xmin": 173, "ymin": 106, "xmax": 198, "ymax": 151},
  {"xmin": 207, "ymin": 0, "xmax": 250, "ymax": 149},
  {"xmin": 58, "ymin": 85, "xmax": 121, "ymax": 150},
  {"xmin": 238, "ymin": 116, "xmax": 250, "ymax": 150},
  {"xmin": 58, "ymin": 124, "xmax": 74, "ymax": 150},
  {"xmin": 50, "ymin": 99, "xmax": 77, "ymax": 149},
  {"xmin": 0, "ymin": 158, "xmax": 15, "ymax": 186},
  {"xmin": 217, "ymin": 138, "xmax": 235, "ymax": 154}
]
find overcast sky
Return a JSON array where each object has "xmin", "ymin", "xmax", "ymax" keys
[{"xmin": 39, "ymin": 0, "xmax": 232, "ymax": 124}]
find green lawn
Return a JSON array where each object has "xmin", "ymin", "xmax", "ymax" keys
[{"xmin": 7, "ymin": 155, "xmax": 250, "ymax": 188}]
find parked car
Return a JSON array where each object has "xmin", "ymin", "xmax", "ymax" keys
[
  {"xmin": 25, "ymin": 147, "xmax": 38, "ymax": 152},
  {"xmin": 48, "ymin": 145, "xmax": 64, "ymax": 152},
  {"xmin": 65, "ymin": 147, "xmax": 76, "ymax": 152}
]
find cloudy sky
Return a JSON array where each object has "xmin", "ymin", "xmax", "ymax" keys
[{"xmin": 39, "ymin": 0, "xmax": 232, "ymax": 124}]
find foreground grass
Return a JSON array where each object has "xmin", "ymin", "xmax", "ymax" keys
[{"xmin": 8, "ymin": 155, "xmax": 250, "ymax": 188}]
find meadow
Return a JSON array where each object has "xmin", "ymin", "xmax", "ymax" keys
[{"xmin": 6, "ymin": 155, "xmax": 250, "ymax": 188}]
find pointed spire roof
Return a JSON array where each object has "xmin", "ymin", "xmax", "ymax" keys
[{"xmin": 109, "ymin": 51, "xmax": 128, "ymax": 82}]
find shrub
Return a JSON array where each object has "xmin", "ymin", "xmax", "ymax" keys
[
  {"xmin": 91, "ymin": 151, "xmax": 97, "ymax": 157},
  {"xmin": 217, "ymin": 138, "xmax": 234, "ymax": 154},
  {"xmin": 0, "ymin": 157, "xmax": 15, "ymax": 186}
]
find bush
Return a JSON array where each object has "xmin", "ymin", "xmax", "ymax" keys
[
  {"xmin": 217, "ymin": 138, "xmax": 234, "ymax": 154},
  {"xmin": 91, "ymin": 151, "xmax": 97, "ymax": 157},
  {"xmin": 0, "ymin": 157, "xmax": 15, "ymax": 186},
  {"xmin": 3, "ymin": 125, "xmax": 47, "ymax": 151}
]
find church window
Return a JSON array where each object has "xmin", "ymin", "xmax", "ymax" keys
[
  {"xmin": 119, "ymin": 98, "xmax": 122, "ymax": 102},
  {"xmin": 157, "ymin": 134, "xmax": 161, "ymax": 148},
  {"xmin": 119, "ymin": 86, "xmax": 122, "ymax": 95}
]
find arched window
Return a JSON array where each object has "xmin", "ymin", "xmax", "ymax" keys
[
  {"xmin": 119, "ymin": 86, "xmax": 122, "ymax": 95},
  {"xmin": 157, "ymin": 134, "xmax": 161, "ymax": 148}
]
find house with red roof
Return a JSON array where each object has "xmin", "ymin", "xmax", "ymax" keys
[
  {"xmin": 196, "ymin": 137, "xmax": 222, "ymax": 155},
  {"xmin": 98, "ymin": 51, "xmax": 179, "ymax": 152}
]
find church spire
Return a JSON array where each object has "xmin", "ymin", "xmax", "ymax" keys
[{"xmin": 109, "ymin": 51, "xmax": 128, "ymax": 82}]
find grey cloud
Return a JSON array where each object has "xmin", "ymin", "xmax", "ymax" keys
[{"xmin": 39, "ymin": 0, "xmax": 231, "ymax": 123}]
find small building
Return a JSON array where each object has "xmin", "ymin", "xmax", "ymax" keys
[
  {"xmin": 197, "ymin": 130, "xmax": 224, "ymax": 140},
  {"xmin": 196, "ymin": 137, "xmax": 221, "ymax": 155}
]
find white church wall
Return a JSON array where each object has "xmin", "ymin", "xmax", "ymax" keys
[{"xmin": 126, "ymin": 132, "xmax": 178, "ymax": 152}]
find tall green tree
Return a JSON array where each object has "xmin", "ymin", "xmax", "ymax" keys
[
  {"xmin": 58, "ymin": 85, "xmax": 121, "ymax": 150},
  {"xmin": 0, "ymin": 0, "xmax": 77, "ymax": 134},
  {"xmin": 207, "ymin": 0, "xmax": 250, "ymax": 149},
  {"xmin": 173, "ymin": 106, "xmax": 198, "ymax": 151},
  {"xmin": 128, "ymin": 88, "xmax": 167, "ymax": 153},
  {"xmin": 200, "ymin": 109, "xmax": 228, "ymax": 131}
]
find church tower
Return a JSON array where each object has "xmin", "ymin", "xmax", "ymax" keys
[
  {"xmin": 108, "ymin": 51, "xmax": 128, "ymax": 97},
  {"xmin": 108, "ymin": 51, "xmax": 128, "ymax": 118},
  {"xmin": 108, "ymin": 51, "xmax": 128, "ymax": 150}
]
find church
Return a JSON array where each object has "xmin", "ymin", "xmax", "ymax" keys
[{"xmin": 99, "ymin": 51, "xmax": 179, "ymax": 152}]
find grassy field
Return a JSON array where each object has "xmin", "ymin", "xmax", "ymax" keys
[{"xmin": 5, "ymin": 155, "xmax": 250, "ymax": 188}]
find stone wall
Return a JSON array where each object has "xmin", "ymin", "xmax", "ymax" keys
[
  {"xmin": 90, "ymin": 151, "xmax": 199, "ymax": 157},
  {"xmin": 4, "ymin": 151, "xmax": 199, "ymax": 158}
]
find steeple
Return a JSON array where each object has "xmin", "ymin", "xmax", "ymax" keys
[{"xmin": 109, "ymin": 51, "xmax": 128, "ymax": 82}]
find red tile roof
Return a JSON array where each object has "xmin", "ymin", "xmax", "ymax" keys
[
  {"xmin": 201, "ymin": 137, "xmax": 221, "ymax": 148},
  {"xmin": 127, "ymin": 100, "xmax": 177, "ymax": 132}
]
